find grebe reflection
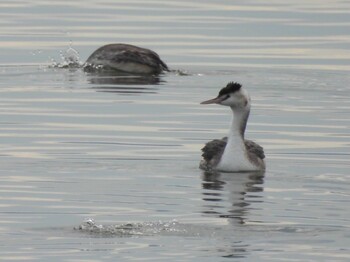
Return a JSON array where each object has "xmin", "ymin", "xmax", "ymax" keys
[{"xmin": 201, "ymin": 171, "xmax": 264, "ymax": 224}]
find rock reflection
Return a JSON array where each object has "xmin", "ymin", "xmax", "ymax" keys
[{"xmin": 201, "ymin": 171, "xmax": 264, "ymax": 224}]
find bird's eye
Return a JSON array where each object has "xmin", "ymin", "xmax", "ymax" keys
[{"xmin": 221, "ymin": 94, "xmax": 230, "ymax": 100}]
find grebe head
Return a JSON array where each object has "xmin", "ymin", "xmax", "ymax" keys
[{"xmin": 201, "ymin": 82, "xmax": 251, "ymax": 109}]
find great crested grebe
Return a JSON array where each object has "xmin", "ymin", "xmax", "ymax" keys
[
  {"xmin": 200, "ymin": 82, "xmax": 265, "ymax": 172},
  {"xmin": 84, "ymin": 43, "xmax": 169, "ymax": 74}
]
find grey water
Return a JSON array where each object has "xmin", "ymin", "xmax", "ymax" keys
[{"xmin": 1, "ymin": 1, "xmax": 350, "ymax": 261}]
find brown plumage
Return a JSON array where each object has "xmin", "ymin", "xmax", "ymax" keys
[
  {"xmin": 85, "ymin": 44, "xmax": 169, "ymax": 74},
  {"xmin": 200, "ymin": 137, "xmax": 265, "ymax": 171}
]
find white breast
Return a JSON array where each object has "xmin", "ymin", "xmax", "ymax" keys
[{"xmin": 217, "ymin": 136, "xmax": 257, "ymax": 172}]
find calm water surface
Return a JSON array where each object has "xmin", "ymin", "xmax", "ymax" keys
[{"xmin": 0, "ymin": 1, "xmax": 350, "ymax": 261}]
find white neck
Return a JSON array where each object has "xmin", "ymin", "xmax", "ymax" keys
[
  {"xmin": 217, "ymin": 106, "xmax": 256, "ymax": 172},
  {"xmin": 230, "ymin": 106, "xmax": 250, "ymax": 139}
]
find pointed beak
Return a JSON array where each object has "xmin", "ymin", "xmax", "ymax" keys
[{"xmin": 200, "ymin": 95, "xmax": 227, "ymax": 105}]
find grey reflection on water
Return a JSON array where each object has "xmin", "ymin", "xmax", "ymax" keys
[
  {"xmin": 201, "ymin": 171, "xmax": 264, "ymax": 224},
  {"xmin": 86, "ymin": 71, "xmax": 163, "ymax": 94},
  {"xmin": 200, "ymin": 171, "xmax": 265, "ymax": 259},
  {"xmin": 87, "ymin": 72, "xmax": 163, "ymax": 85}
]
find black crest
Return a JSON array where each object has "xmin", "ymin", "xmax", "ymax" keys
[{"xmin": 218, "ymin": 82, "xmax": 242, "ymax": 97}]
